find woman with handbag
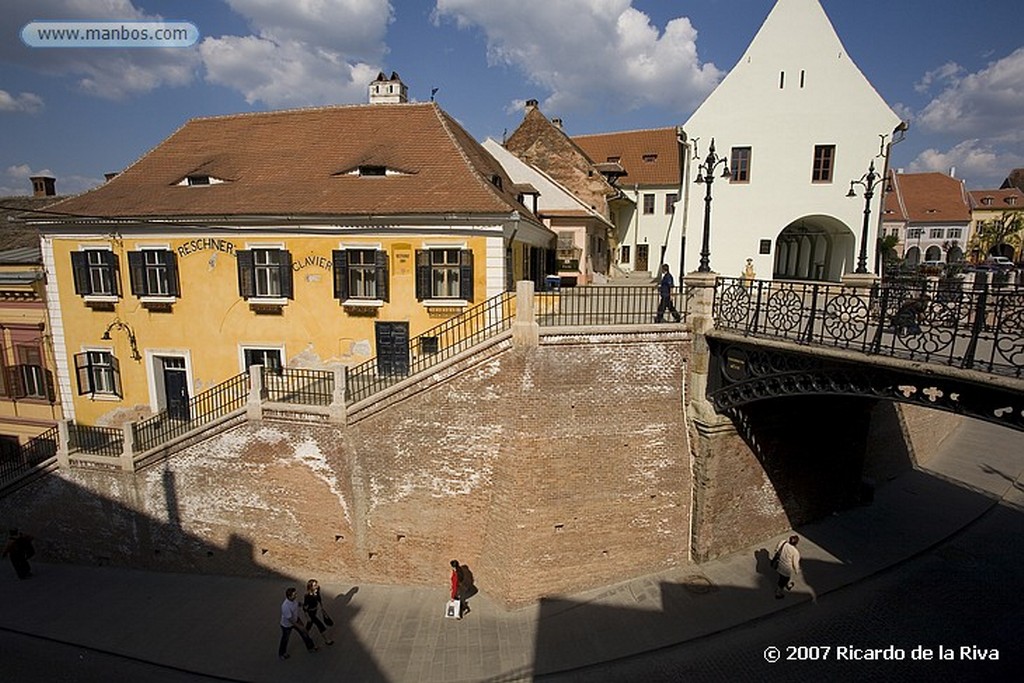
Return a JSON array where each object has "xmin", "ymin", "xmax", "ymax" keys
[{"xmin": 302, "ymin": 579, "xmax": 335, "ymax": 645}]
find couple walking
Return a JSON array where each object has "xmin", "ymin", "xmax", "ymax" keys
[{"xmin": 278, "ymin": 579, "xmax": 335, "ymax": 660}]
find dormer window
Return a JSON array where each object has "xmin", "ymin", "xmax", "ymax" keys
[
  {"xmin": 1008, "ymin": 196, "xmax": 1018, "ymax": 206},
  {"xmin": 358, "ymin": 165, "xmax": 386, "ymax": 176},
  {"xmin": 981, "ymin": 197, "xmax": 993, "ymax": 206},
  {"xmin": 642, "ymin": 154, "xmax": 657, "ymax": 163},
  {"xmin": 491, "ymin": 174, "xmax": 503, "ymax": 190},
  {"xmin": 176, "ymin": 174, "xmax": 227, "ymax": 186},
  {"xmin": 607, "ymin": 156, "xmax": 621, "ymax": 163}
]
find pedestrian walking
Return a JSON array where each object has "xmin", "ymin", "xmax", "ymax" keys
[
  {"xmin": 2, "ymin": 528, "xmax": 34, "ymax": 580},
  {"xmin": 278, "ymin": 587, "xmax": 317, "ymax": 660},
  {"xmin": 302, "ymin": 579, "xmax": 334, "ymax": 645},
  {"xmin": 772, "ymin": 535, "xmax": 801, "ymax": 599},
  {"xmin": 654, "ymin": 264, "xmax": 682, "ymax": 323},
  {"xmin": 449, "ymin": 559, "xmax": 466, "ymax": 619}
]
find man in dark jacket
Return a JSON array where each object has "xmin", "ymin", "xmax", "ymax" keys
[{"xmin": 655, "ymin": 264, "xmax": 682, "ymax": 323}]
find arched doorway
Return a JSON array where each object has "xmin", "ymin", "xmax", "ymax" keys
[{"xmin": 773, "ymin": 215, "xmax": 854, "ymax": 282}]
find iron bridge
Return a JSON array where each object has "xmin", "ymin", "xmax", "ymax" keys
[{"xmin": 708, "ymin": 277, "xmax": 1024, "ymax": 431}]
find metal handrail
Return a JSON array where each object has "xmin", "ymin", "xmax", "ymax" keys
[
  {"xmin": 713, "ymin": 277, "xmax": 1024, "ymax": 378},
  {"xmin": 0, "ymin": 425, "xmax": 59, "ymax": 487},
  {"xmin": 346, "ymin": 291, "xmax": 516, "ymax": 404},
  {"xmin": 133, "ymin": 372, "xmax": 249, "ymax": 453}
]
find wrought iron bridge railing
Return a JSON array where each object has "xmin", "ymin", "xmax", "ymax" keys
[{"xmin": 713, "ymin": 277, "xmax": 1024, "ymax": 378}]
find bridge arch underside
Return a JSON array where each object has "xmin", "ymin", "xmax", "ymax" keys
[
  {"xmin": 707, "ymin": 339, "xmax": 1024, "ymax": 433},
  {"xmin": 773, "ymin": 215, "xmax": 853, "ymax": 283}
]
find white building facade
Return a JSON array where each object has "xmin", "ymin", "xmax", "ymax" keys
[{"xmin": 675, "ymin": 0, "xmax": 903, "ymax": 282}]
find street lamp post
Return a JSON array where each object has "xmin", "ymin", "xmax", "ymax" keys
[
  {"xmin": 846, "ymin": 159, "xmax": 883, "ymax": 275},
  {"xmin": 695, "ymin": 138, "xmax": 730, "ymax": 273}
]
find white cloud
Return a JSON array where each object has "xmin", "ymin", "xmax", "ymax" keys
[
  {"xmin": 0, "ymin": 90, "xmax": 44, "ymax": 113},
  {"xmin": 200, "ymin": 0, "xmax": 392, "ymax": 106},
  {"xmin": 432, "ymin": 0, "xmax": 721, "ymax": 116},
  {"xmin": 916, "ymin": 48, "xmax": 1024, "ymax": 136},
  {"xmin": 907, "ymin": 139, "xmax": 1024, "ymax": 188},
  {"xmin": 2, "ymin": 164, "xmax": 102, "ymax": 196},
  {"xmin": 201, "ymin": 36, "xmax": 379, "ymax": 107},
  {"xmin": 2, "ymin": 0, "xmax": 200, "ymax": 99}
]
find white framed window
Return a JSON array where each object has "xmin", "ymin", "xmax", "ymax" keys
[
  {"xmin": 236, "ymin": 247, "xmax": 293, "ymax": 301},
  {"xmin": 74, "ymin": 349, "xmax": 122, "ymax": 398},
  {"xmin": 71, "ymin": 248, "xmax": 120, "ymax": 299},
  {"xmin": 128, "ymin": 248, "xmax": 179, "ymax": 298}
]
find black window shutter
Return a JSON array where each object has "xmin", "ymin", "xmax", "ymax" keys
[
  {"xmin": 332, "ymin": 250, "xmax": 348, "ymax": 300},
  {"xmin": 6, "ymin": 366, "xmax": 25, "ymax": 399},
  {"xmin": 415, "ymin": 250, "xmax": 430, "ymax": 300},
  {"xmin": 44, "ymin": 369, "xmax": 56, "ymax": 403},
  {"xmin": 459, "ymin": 249, "xmax": 474, "ymax": 301},
  {"xmin": 236, "ymin": 250, "xmax": 255, "ymax": 299},
  {"xmin": 127, "ymin": 251, "xmax": 146, "ymax": 296},
  {"xmin": 165, "ymin": 250, "xmax": 181, "ymax": 297},
  {"xmin": 376, "ymin": 250, "xmax": 389, "ymax": 302},
  {"xmin": 110, "ymin": 354, "xmax": 123, "ymax": 398},
  {"xmin": 102, "ymin": 250, "xmax": 121, "ymax": 296},
  {"xmin": 74, "ymin": 353, "xmax": 94, "ymax": 395},
  {"xmin": 70, "ymin": 252, "xmax": 91, "ymax": 295},
  {"xmin": 280, "ymin": 250, "xmax": 294, "ymax": 299}
]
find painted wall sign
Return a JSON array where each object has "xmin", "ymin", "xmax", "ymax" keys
[
  {"xmin": 293, "ymin": 255, "xmax": 333, "ymax": 272},
  {"xmin": 177, "ymin": 238, "xmax": 236, "ymax": 258}
]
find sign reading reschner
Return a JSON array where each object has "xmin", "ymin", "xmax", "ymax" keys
[{"xmin": 22, "ymin": 20, "xmax": 199, "ymax": 48}]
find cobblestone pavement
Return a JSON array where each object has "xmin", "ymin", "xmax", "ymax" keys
[{"xmin": 542, "ymin": 434, "xmax": 1024, "ymax": 682}]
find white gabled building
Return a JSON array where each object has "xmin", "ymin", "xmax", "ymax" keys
[{"xmin": 676, "ymin": 0, "xmax": 904, "ymax": 282}]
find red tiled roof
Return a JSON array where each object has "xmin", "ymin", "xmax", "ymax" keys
[
  {"xmin": 968, "ymin": 187, "xmax": 1024, "ymax": 210},
  {"xmin": 885, "ymin": 172, "xmax": 970, "ymax": 224},
  {"xmin": 46, "ymin": 103, "xmax": 529, "ymax": 221},
  {"xmin": 573, "ymin": 128, "xmax": 681, "ymax": 186}
]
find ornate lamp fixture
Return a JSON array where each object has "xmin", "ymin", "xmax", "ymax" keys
[
  {"xmin": 846, "ymin": 159, "xmax": 884, "ymax": 275},
  {"xmin": 101, "ymin": 318, "xmax": 141, "ymax": 361},
  {"xmin": 694, "ymin": 138, "xmax": 731, "ymax": 273}
]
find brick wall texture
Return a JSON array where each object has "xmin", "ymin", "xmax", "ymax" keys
[{"xmin": 0, "ymin": 332, "xmax": 953, "ymax": 607}]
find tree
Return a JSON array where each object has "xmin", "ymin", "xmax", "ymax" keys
[{"xmin": 968, "ymin": 211, "xmax": 1023, "ymax": 261}]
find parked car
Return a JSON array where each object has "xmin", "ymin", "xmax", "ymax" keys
[{"xmin": 983, "ymin": 256, "xmax": 1015, "ymax": 272}]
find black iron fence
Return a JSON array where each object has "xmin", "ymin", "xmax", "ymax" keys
[
  {"xmin": 0, "ymin": 425, "xmax": 59, "ymax": 487},
  {"xmin": 263, "ymin": 367, "xmax": 334, "ymax": 406},
  {"xmin": 714, "ymin": 277, "xmax": 1024, "ymax": 378},
  {"xmin": 68, "ymin": 423, "xmax": 123, "ymax": 458},
  {"xmin": 537, "ymin": 285, "xmax": 691, "ymax": 326},
  {"xmin": 346, "ymin": 291, "xmax": 516, "ymax": 404},
  {"xmin": 133, "ymin": 372, "xmax": 249, "ymax": 453}
]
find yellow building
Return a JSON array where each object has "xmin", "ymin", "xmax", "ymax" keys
[
  {"xmin": 0, "ymin": 179, "xmax": 64, "ymax": 458},
  {"xmin": 967, "ymin": 188, "xmax": 1024, "ymax": 262},
  {"xmin": 29, "ymin": 98, "xmax": 552, "ymax": 427}
]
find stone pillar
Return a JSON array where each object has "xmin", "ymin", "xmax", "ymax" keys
[
  {"xmin": 57, "ymin": 419, "xmax": 71, "ymax": 469},
  {"xmin": 683, "ymin": 271, "xmax": 725, "ymax": 424},
  {"xmin": 119, "ymin": 423, "xmax": 135, "ymax": 472},
  {"xmin": 328, "ymin": 365, "xmax": 347, "ymax": 426},
  {"xmin": 246, "ymin": 364, "xmax": 264, "ymax": 421},
  {"xmin": 512, "ymin": 280, "xmax": 539, "ymax": 348}
]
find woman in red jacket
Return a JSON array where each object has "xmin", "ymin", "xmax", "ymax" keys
[{"xmin": 450, "ymin": 559, "xmax": 465, "ymax": 619}]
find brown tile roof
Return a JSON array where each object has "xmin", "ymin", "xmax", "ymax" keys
[
  {"xmin": 45, "ymin": 103, "xmax": 531, "ymax": 221},
  {"xmin": 0, "ymin": 194, "xmax": 65, "ymax": 254},
  {"xmin": 885, "ymin": 172, "xmax": 970, "ymax": 224},
  {"xmin": 573, "ymin": 128, "xmax": 681, "ymax": 186},
  {"xmin": 968, "ymin": 187, "xmax": 1024, "ymax": 210}
]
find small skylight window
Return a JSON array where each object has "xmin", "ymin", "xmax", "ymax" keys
[
  {"xmin": 176, "ymin": 174, "xmax": 227, "ymax": 186},
  {"xmin": 607, "ymin": 156, "xmax": 621, "ymax": 163},
  {"xmin": 358, "ymin": 165, "xmax": 386, "ymax": 176},
  {"xmin": 491, "ymin": 174, "xmax": 503, "ymax": 190},
  {"xmin": 642, "ymin": 154, "xmax": 657, "ymax": 163}
]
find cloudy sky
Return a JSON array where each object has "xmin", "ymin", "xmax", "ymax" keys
[{"xmin": 2, "ymin": 0, "xmax": 1022, "ymax": 197}]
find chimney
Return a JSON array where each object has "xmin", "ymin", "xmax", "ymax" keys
[
  {"xmin": 551, "ymin": 118, "xmax": 563, "ymax": 129},
  {"xmin": 525, "ymin": 99, "xmax": 538, "ymax": 112},
  {"xmin": 948, "ymin": 166, "xmax": 956, "ymax": 178},
  {"xmin": 30, "ymin": 175, "xmax": 56, "ymax": 197}
]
